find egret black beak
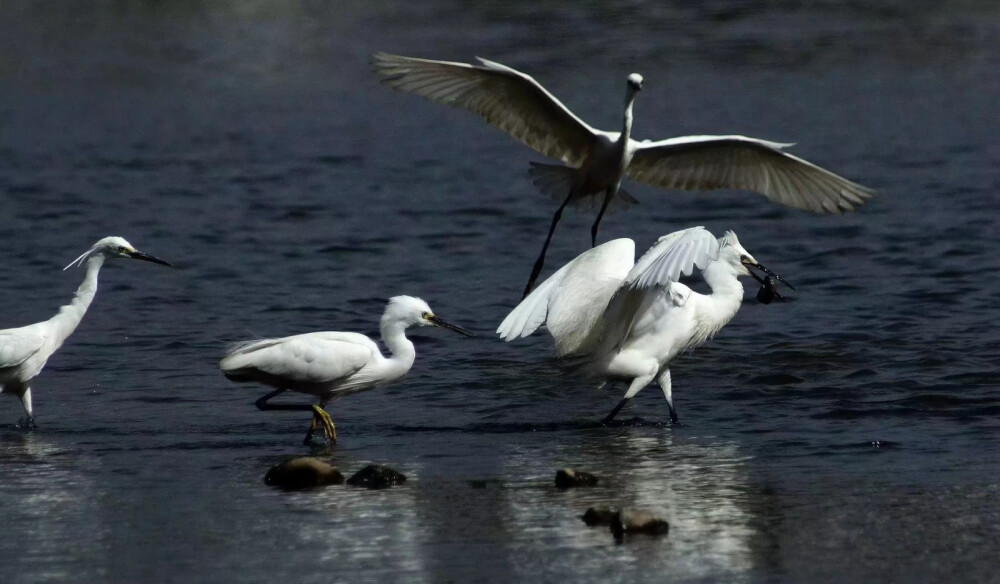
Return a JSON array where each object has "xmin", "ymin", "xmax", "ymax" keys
[
  {"xmin": 742, "ymin": 259, "xmax": 794, "ymax": 290},
  {"xmin": 126, "ymin": 250, "xmax": 173, "ymax": 267},
  {"xmin": 428, "ymin": 315, "xmax": 474, "ymax": 337}
]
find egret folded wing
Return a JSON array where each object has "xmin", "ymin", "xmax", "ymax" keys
[
  {"xmin": 221, "ymin": 332, "xmax": 377, "ymax": 385},
  {"xmin": 0, "ymin": 327, "xmax": 45, "ymax": 371}
]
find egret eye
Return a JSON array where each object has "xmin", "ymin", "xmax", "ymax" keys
[{"xmin": 421, "ymin": 312, "xmax": 431, "ymax": 319}]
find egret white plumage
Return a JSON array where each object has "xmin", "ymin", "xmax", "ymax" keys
[
  {"xmin": 372, "ymin": 52, "xmax": 870, "ymax": 297},
  {"xmin": 497, "ymin": 227, "xmax": 791, "ymax": 424},
  {"xmin": 220, "ymin": 296, "xmax": 473, "ymax": 445},
  {"xmin": 0, "ymin": 236, "xmax": 172, "ymax": 428}
]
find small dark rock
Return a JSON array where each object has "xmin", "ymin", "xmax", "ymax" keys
[
  {"xmin": 264, "ymin": 457, "xmax": 344, "ymax": 490},
  {"xmin": 555, "ymin": 468, "xmax": 600, "ymax": 489},
  {"xmin": 581, "ymin": 506, "xmax": 617, "ymax": 526},
  {"xmin": 346, "ymin": 464, "xmax": 407, "ymax": 489},
  {"xmin": 611, "ymin": 508, "xmax": 670, "ymax": 541}
]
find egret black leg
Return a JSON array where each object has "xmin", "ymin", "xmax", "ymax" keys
[
  {"xmin": 255, "ymin": 388, "xmax": 288, "ymax": 411},
  {"xmin": 522, "ymin": 192, "xmax": 574, "ymax": 299},
  {"xmin": 589, "ymin": 189, "xmax": 615, "ymax": 247},
  {"xmin": 602, "ymin": 398, "xmax": 630, "ymax": 424},
  {"xmin": 303, "ymin": 415, "xmax": 319, "ymax": 445},
  {"xmin": 667, "ymin": 404, "xmax": 680, "ymax": 425},
  {"xmin": 254, "ymin": 389, "xmax": 334, "ymax": 445}
]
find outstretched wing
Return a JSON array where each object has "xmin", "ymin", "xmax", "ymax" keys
[
  {"xmin": 627, "ymin": 135, "xmax": 874, "ymax": 214},
  {"xmin": 497, "ymin": 239, "xmax": 635, "ymax": 356},
  {"xmin": 220, "ymin": 332, "xmax": 377, "ymax": 385},
  {"xmin": 598, "ymin": 227, "xmax": 721, "ymax": 353},
  {"xmin": 372, "ymin": 52, "xmax": 597, "ymax": 167},
  {"xmin": 623, "ymin": 226, "xmax": 721, "ymax": 290}
]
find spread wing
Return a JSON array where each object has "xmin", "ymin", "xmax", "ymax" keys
[
  {"xmin": 220, "ymin": 332, "xmax": 377, "ymax": 385},
  {"xmin": 372, "ymin": 52, "xmax": 597, "ymax": 167},
  {"xmin": 598, "ymin": 227, "xmax": 721, "ymax": 353},
  {"xmin": 497, "ymin": 239, "xmax": 635, "ymax": 356},
  {"xmin": 627, "ymin": 135, "xmax": 874, "ymax": 214}
]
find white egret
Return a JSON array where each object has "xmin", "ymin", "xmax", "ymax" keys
[
  {"xmin": 497, "ymin": 227, "xmax": 790, "ymax": 424},
  {"xmin": 372, "ymin": 52, "xmax": 870, "ymax": 297},
  {"xmin": 0, "ymin": 237, "xmax": 172, "ymax": 428},
  {"xmin": 220, "ymin": 296, "xmax": 473, "ymax": 445}
]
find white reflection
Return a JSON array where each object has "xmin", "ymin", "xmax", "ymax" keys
[{"xmin": 0, "ymin": 432, "xmax": 107, "ymax": 583}]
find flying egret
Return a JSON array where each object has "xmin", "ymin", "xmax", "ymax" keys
[
  {"xmin": 497, "ymin": 227, "xmax": 791, "ymax": 424},
  {"xmin": 0, "ymin": 236, "xmax": 172, "ymax": 428},
  {"xmin": 372, "ymin": 52, "xmax": 870, "ymax": 297},
  {"xmin": 220, "ymin": 295, "xmax": 473, "ymax": 445}
]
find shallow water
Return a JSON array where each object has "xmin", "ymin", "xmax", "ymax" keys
[{"xmin": 1, "ymin": 1, "xmax": 999, "ymax": 582}]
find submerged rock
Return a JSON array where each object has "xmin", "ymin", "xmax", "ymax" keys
[
  {"xmin": 347, "ymin": 464, "xmax": 407, "ymax": 489},
  {"xmin": 581, "ymin": 506, "xmax": 617, "ymax": 526},
  {"xmin": 555, "ymin": 468, "xmax": 600, "ymax": 489},
  {"xmin": 264, "ymin": 457, "xmax": 344, "ymax": 490},
  {"xmin": 611, "ymin": 508, "xmax": 670, "ymax": 541}
]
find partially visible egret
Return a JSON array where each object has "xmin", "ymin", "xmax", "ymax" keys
[
  {"xmin": 372, "ymin": 52, "xmax": 870, "ymax": 297},
  {"xmin": 497, "ymin": 227, "xmax": 791, "ymax": 424},
  {"xmin": 0, "ymin": 237, "xmax": 172, "ymax": 428},
  {"xmin": 220, "ymin": 296, "xmax": 473, "ymax": 445}
]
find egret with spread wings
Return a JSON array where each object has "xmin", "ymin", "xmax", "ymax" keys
[
  {"xmin": 220, "ymin": 296, "xmax": 473, "ymax": 445},
  {"xmin": 0, "ymin": 237, "xmax": 172, "ymax": 428},
  {"xmin": 497, "ymin": 227, "xmax": 791, "ymax": 424},
  {"xmin": 372, "ymin": 52, "xmax": 869, "ymax": 297}
]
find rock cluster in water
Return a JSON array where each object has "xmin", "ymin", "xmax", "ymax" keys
[
  {"xmin": 346, "ymin": 464, "xmax": 408, "ymax": 489},
  {"xmin": 264, "ymin": 459, "xmax": 408, "ymax": 490},
  {"xmin": 555, "ymin": 468, "xmax": 600, "ymax": 489},
  {"xmin": 264, "ymin": 457, "xmax": 345, "ymax": 489},
  {"xmin": 582, "ymin": 506, "xmax": 669, "ymax": 541}
]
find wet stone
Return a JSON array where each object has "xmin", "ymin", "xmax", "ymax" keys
[
  {"xmin": 555, "ymin": 468, "xmax": 600, "ymax": 489},
  {"xmin": 346, "ymin": 464, "xmax": 407, "ymax": 489},
  {"xmin": 611, "ymin": 508, "xmax": 670, "ymax": 541},
  {"xmin": 264, "ymin": 457, "xmax": 344, "ymax": 490},
  {"xmin": 581, "ymin": 506, "xmax": 617, "ymax": 526}
]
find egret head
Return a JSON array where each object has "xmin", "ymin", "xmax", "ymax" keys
[
  {"xmin": 64, "ymin": 236, "xmax": 173, "ymax": 270},
  {"xmin": 627, "ymin": 73, "xmax": 644, "ymax": 93},
  {"xmin": 382, "ymin": 296, "xmax": 473, "ymax": 336},
  {"xmin": 718, "ymin": 231, "xmax": 794, "ymax": 291}
]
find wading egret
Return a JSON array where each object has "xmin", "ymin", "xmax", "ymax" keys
[
  {"xmin": 497, "ymin": 227, "xmax": 790, "ymax": 424},
  {"xmin": 220, "ymin": 296, "xmax": 473, "ymax": 445},
  {"xmin": 372, "ymin": 52, "xmax": 869, "ymax": 297},
  {"xmin": 0, "ymin": 237, "xmax": 172, "ymax": 428}
]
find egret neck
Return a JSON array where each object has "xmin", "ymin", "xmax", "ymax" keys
[
  {"xmin": 49, "ymin": 255, "xmax": 106, "ymax": 349},
  {"xmin": 379, "ymin": 313, "xmax": 417, "ymax": 376},
  {"xmin": 698, "ymin": 259, "xmax": 746, "ymax": 340}
]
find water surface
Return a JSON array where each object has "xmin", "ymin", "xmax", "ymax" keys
[{"xmin": 1, "ymin": 1, "xmax": 999, "ymax": 582}]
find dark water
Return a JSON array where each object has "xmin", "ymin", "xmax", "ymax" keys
[{"xmin": 2, "ymin": 1, "xmax": 999, "ymax": 582}]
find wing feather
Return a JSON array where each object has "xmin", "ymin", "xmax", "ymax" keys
[
  {"xmin": 627, "ymin": 135, "xmax": 874, "ymax": 214},
  {"xmin": 598, "ymin": 228, "xmax": 721, "ymax": 353},
  {"xmin": 220, "ymin": 332, "xmax": 376, "ymax": 385},
  {"xmin": 372, "ymin": 52, "xmax": 597, "ymax": 166},
  {"xmin": 0, "ymin": 327, "xmax": 45, "ymax": 371},
  {"xmin": 498, "ymin": 239, "xmax": 635, "ymax": 356}
]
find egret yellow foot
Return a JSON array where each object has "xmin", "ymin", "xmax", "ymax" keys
[{"xmin": 311, "ymin": 405, "xmax": 337, "ymax": 442}]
